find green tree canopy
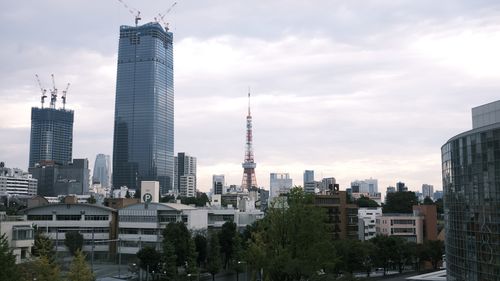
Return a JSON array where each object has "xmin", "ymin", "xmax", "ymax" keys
[
  {"xmin": 194, "ymin": 234, "xmax": 207, "ymax": 267},
  {"xmin": 67, "ymin": 249, "xmax": 94, "ymax": 281},
  {"xmin": 219, "ymin": 221, "xmax": 237, "ymax": 268},
  {"xmin": 383, "ymin": 191, "xmax": 418, "ymax": 213},
  {"xmin": 64, "ymin": 231, "xmax": 84, "ymax": 256},
  {"xmin": 356, "ymin": 195, "xmax": 380, "ymax": 207},
  {"xmin": 136, "ymin": 246, "xmax": 161, "ymax": 273},
  {"xmin": 32, "ymin": 232, "xmax": 55, "ymax": 264},
  {"xmin": 0, "ymin": 233, "xmax": 19, "ymax": 281},
  {"xmin": 207, "ymin": 233, "xmax": 222, "ymax": 281},
  {"xmin": 163, "ymin": 222, "xmax": 191, "ymax": 266},
  {"xmin": 423, "ymin": 196, "xmax": 434, "ymax": 205}
]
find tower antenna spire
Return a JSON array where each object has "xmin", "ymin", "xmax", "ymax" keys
[{"xmin": 241, "ymin": 89, "xmax": 257, "ymax": 191}]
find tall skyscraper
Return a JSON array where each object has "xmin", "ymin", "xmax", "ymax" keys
[
  {"xmin": 442, "ymin": 100, "xmax": 500, "ymax": 280},
  {"xmin": 396, "ymin": 181, "xmax": 407, "ymax": 192},
  {"xmin": 93, "ymin": 154, "xmax": 111, "ymax": 188},
  {"xmin": 270, "ymin": 173, "xmax": 293, "ymax": 199},
  {"xmin": 351, "ymin": 178, "xmax": 378, "ymax": 195},
  {"xmin": 112, "ymin": 22, "xmax": 174, "ymax": 194},
  {"xmin": 303, "ymin": 170, "xmax": 314, "ymax": 184},
  {"xmin": 241, "ymin": 92, "xmax": 257, "ymax": 190},
  {"xmin": 174, "ymin": 153, "xmax": 196, "ymax": 196},
  {"xmin": 29, "ymin": 104, "xmax": 73, "ymax": 167}
]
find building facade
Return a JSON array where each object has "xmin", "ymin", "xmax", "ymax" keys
[
  {"xmin": 112, "ymin": 22, "xmax": 174, "ymax": 194},
  {"xmin": 442, "ymin": 100, "xmax": 500, "ymax": 281},
  {"xmin": 29, "ymin": 107, "xmax": 74, "ymax": 168},
  {"xmin": 212, "ymin": 175, "xmax": 225, "ymax": 195},
  {"xmin": 421, "ymin": 184, "xmax": 434, "ymax": 200},
  {"xmin": 314, "ymin": 187, "xmax": 358, "ymax": 240},
  {"xmin": 29, "ymin": 158, "xmax": 90, "ymax": 196},
  {"xmin": 92, "ymin": 154, "xmax": 111, "ymax": 188},
  {"xmin": 0, "ymin": 212, "xmax": 34, "ymax": 263},
  {"xmin": 303, "ymin": 170, "xmax": 314, "ymax": 184},
  {"xmin": 269, "ymin": 173, "xmax": 293, "ymax": 199},
  {"xmin": 174, "ymin": 153, "xmax": 196, "ymax": 196},
  {"xmin": 351, "ymin": 178, "xmax": 378, "ymax": 195},
  {"xmin": 376, "ymin": 213, "xmax": 424, "ymax": 243},
  {"xmin": 358, "ymin": 207, "xmax": 382, "ymax": 241},
  {"xmin": 0, "ymin": 165, "xmax": 37, "ymax": 197}
]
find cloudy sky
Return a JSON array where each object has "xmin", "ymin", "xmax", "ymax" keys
[{"xmin": 2, "ymin": 0, "xmax": 500, "ymax": 194}]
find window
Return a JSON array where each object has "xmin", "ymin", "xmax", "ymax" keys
[
  {"xmin": 56, "ymin": 215, "xmax": 81, "ymax": 221},
  {"xmin": 27, "ymin": 215, "xmax": 52, "ymax": 221},
  {"xmin": 85, "ymin": 215, "xmax": 109, "ymax": 221}
]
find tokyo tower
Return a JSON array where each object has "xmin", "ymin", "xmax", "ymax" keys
[{"xmin": 241, "ymin": 91, "xmax": 258, "ymax": 191}]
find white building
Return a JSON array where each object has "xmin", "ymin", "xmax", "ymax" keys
[
  {"xmin": 270, "ymin": 173, "xmax": 293, "ymax": 199},
  {"xmin": 180, "ymin": 175, "xmax": 196, "ymax": 198},
  {"xmin": 23, "ymin": 203, "xmax": 118, "ymax": 259},
  {"xmin": 0, "ymin": 212, "xmax": 34, "ymax": 263},
  {"xmin": 376, "ymin": 213, "xmax": 424, "ymax": 243},
  {"xmin": 0, "ymin": 165, "xmax": 37, "ymax": 197},
  {"xmin": 358, "ymin": 207, "xmax": 382, "ymax": 241},
  {"xmin": 174, "ymin": 153, "xmax": 197, "ymax": 197},
  {"xmin": 351, "ymin": 178, "xmax": 378, "ymax": 195},
  {"xmin": 422, "ymin": 184, "xmax": 434, "ymax": 200}
]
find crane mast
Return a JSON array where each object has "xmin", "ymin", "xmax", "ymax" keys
[{"xmin": 35, "ymin": 74, "xmax": 47, "ymax": 108}]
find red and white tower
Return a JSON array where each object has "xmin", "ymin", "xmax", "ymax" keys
[{"xmin": 241, "ymin": 91, "xmax": 258, "ymax": 191}]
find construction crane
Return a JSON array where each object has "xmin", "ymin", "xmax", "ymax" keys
[
  {"xmin": 62, "ymin": 83, "xmax": 70, "ymax": 109},
  {"xmin": 50, "ymin": 74, "xmax": 58, "ymax": 109},
  {"xmin": 35, "ymin": 74, "xmax": 47, "ymax": 108},
  {"xmin": 155, "ymin": 2, "xmax": 177, "ymax": 31},
  {"xmin": 116, "ymin": 0, "xmax": 141, "ymax": 26}
]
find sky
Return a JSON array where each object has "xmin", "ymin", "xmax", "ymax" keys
[{"xmin": 2, "ymin": 0, "xmax": 500, "ymax": 194}]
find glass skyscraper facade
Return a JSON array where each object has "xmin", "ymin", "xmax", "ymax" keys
[
  {"xmin": 112, "ymin": 22, "xmax": 174, "ymax": 194},
  {"xmin": 29, "ymin": 107, "xmax": 74, "ymax": 168},
  {"xmin": 442, "ymin": 100, "xmax": 500, "ymax": 281},
  {"xmin": 93, "ymin": 154, "xmax": 111, "ymax": 188}
]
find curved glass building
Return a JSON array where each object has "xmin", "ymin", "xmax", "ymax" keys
[
  {"xmin": 442, "ymin": 101, "xmax": 500, "ymax": 281},
  {"xmin": 112, "ymin": 22, "xmax": 174, "ymax": 194}
]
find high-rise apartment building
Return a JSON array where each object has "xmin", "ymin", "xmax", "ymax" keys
[
  {"xmin": 112, "ymin": 22, "xmax": 174, "ymax": 194},
  {"xmin": 303, "ymin": 170, "xmax": 314, "ymax": 184},
  {"xmin": 93, "ymin": 154, "xmax": 111, "ymax": 188},
  {"xmin": 442, "ymin": 100, "xmax": 500, "ymax": 280},
  {"xmin": 421, "ymin": 184, "xmax": 434, "ymax": 200},
  {"xmin": 269, "ymin": 173, "xmax": 293, "ymax": 199},
  {"xmin": 212, "ymin": 175, "xmax": 225, "ymax": 195},
  {"xmin": 174, "ymin": 153, "xmax": 196, "ymax": 197},
  {"xmin": 29, "ymin": 107, "xmax": 74, "ymax": 168}
]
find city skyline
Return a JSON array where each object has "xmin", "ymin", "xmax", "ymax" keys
[{"xmin": 2, "ymin": 1, "xmax": 500, "ymax": 192}]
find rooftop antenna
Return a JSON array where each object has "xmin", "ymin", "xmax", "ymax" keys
[
  {"xmin": 116, "ymin": 0, "xmax": 141, "ymax": 26},
  {"xmin": 35, "ymin": 74, "xmax": 47, "ymax": 108},
  {"xmin": 62, "ymin": 83, "xmax": 70, "ymax": 109},
  {"xmin": 155, "ymin": 1, "xmax": 177, "ymax": 31},
  {"xmin": 50, "ymin": 74, "xmax": 58, "ymax": 109}
]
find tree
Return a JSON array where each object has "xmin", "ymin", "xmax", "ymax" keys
[
  {"xmin": 67, "ymin": 249, "xmax": 94, "ymax": 281},
  {"xmin": 0, "ymin": 233, "xmax": 19, "ymax": 281},
  {"xmin": 86, "ymin": 195, "xmax": 96, "ymax": 204},
  {"xmin": 163, "ymin": 222, "xmax": 191, "ymax": 266},
  {"xmin": 207, "ymin": 233, "xmax": 222, "ymax": 281},
  {"xmin": 230, "ymin": 233, "xmax": 245, "ymax": 281},
  {"xmin": 356, "ymin": 195, "xmax": 379, "ymax": 207},
  {"xmin": 219, "ymin": 221, "xmax": 237, "ymax": 268},
  {"xmin": 136, "ymin": 246, "xmax": 162, "ymax": 274},
  {"xmin": 125, "ymin": 190, "xmax": 131, "ymax": 198},
  {"xmin": 383, "ymin": 192, "xmax": 418, "ymax": 213},
  {"xmin": 161, "ymin": 241, "xmax": 178, "ymax": 280},
  {"xmin": 31, "ymin": 256, "xmax": 61, "ymax": 281},
  {"xmin": 423, "ymin": 196, "xmax": 434, "ymax": 205},
  {"xmin": 435, "ymin": 198, "xmax": 444, "ymax": 214},
  {"xmin": 185, "ymin": 237, "xmax": 198, "ymax": 278},
  {"xmin": 32, "ymin": 232, "xmax": 55, "ymax": 264},
  {"xmin": 420, "ymin": 240, "xmax": 445, "ymax": 269},
  {"xmin": 64, "ymin": 231, "xmax": 84, "ymax": 256},
  {"xmin": 194, "ymin": 234, "xmax": 207, "ymax": 267}
]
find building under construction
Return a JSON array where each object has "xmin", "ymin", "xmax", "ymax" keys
[{"xmin": 29, "ymin": 74, "xmax": 73, "ymax": 168}]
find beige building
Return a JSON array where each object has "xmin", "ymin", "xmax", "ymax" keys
[
  {"xmin": 376, "ymin": 213, "xmax": 424, "ymax": 243},
  {"xmin": 0, "ymin": 212, "xmax": 34, "ymax": 263}
]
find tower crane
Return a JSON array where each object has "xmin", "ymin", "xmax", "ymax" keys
[
  {"xmin": 62, "ymin": 83, "xmax": 70, "ymax": 109},
  {"xmin": 116, "ymin": 0, "xmax": 141, "ymax": 26},
  {"xmin": 35, "ymin": 74, "xmax": 47, "ymax": 108},
  {"xmin": 155, "ymin": 2, "xmax": 177, "ymax": 31},
  {"xmin": 50, "ymin": 74, "xmax": 58, "ymax": 109}
]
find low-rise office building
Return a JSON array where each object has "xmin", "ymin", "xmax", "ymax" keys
[
  {"xmin": 376, "ymin": 213, "xmax": 424, "ymax": 243},
  {"xmin": 23, "ymin": 203, "xmax": 118, "ymax": 259},
  {"xmin": 0, "ymin": 212, "xmax": 34, "ymax": 263},
  {"xmin": 0, "ymin": 165, "xmax": 37, "ymax": 197}
]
